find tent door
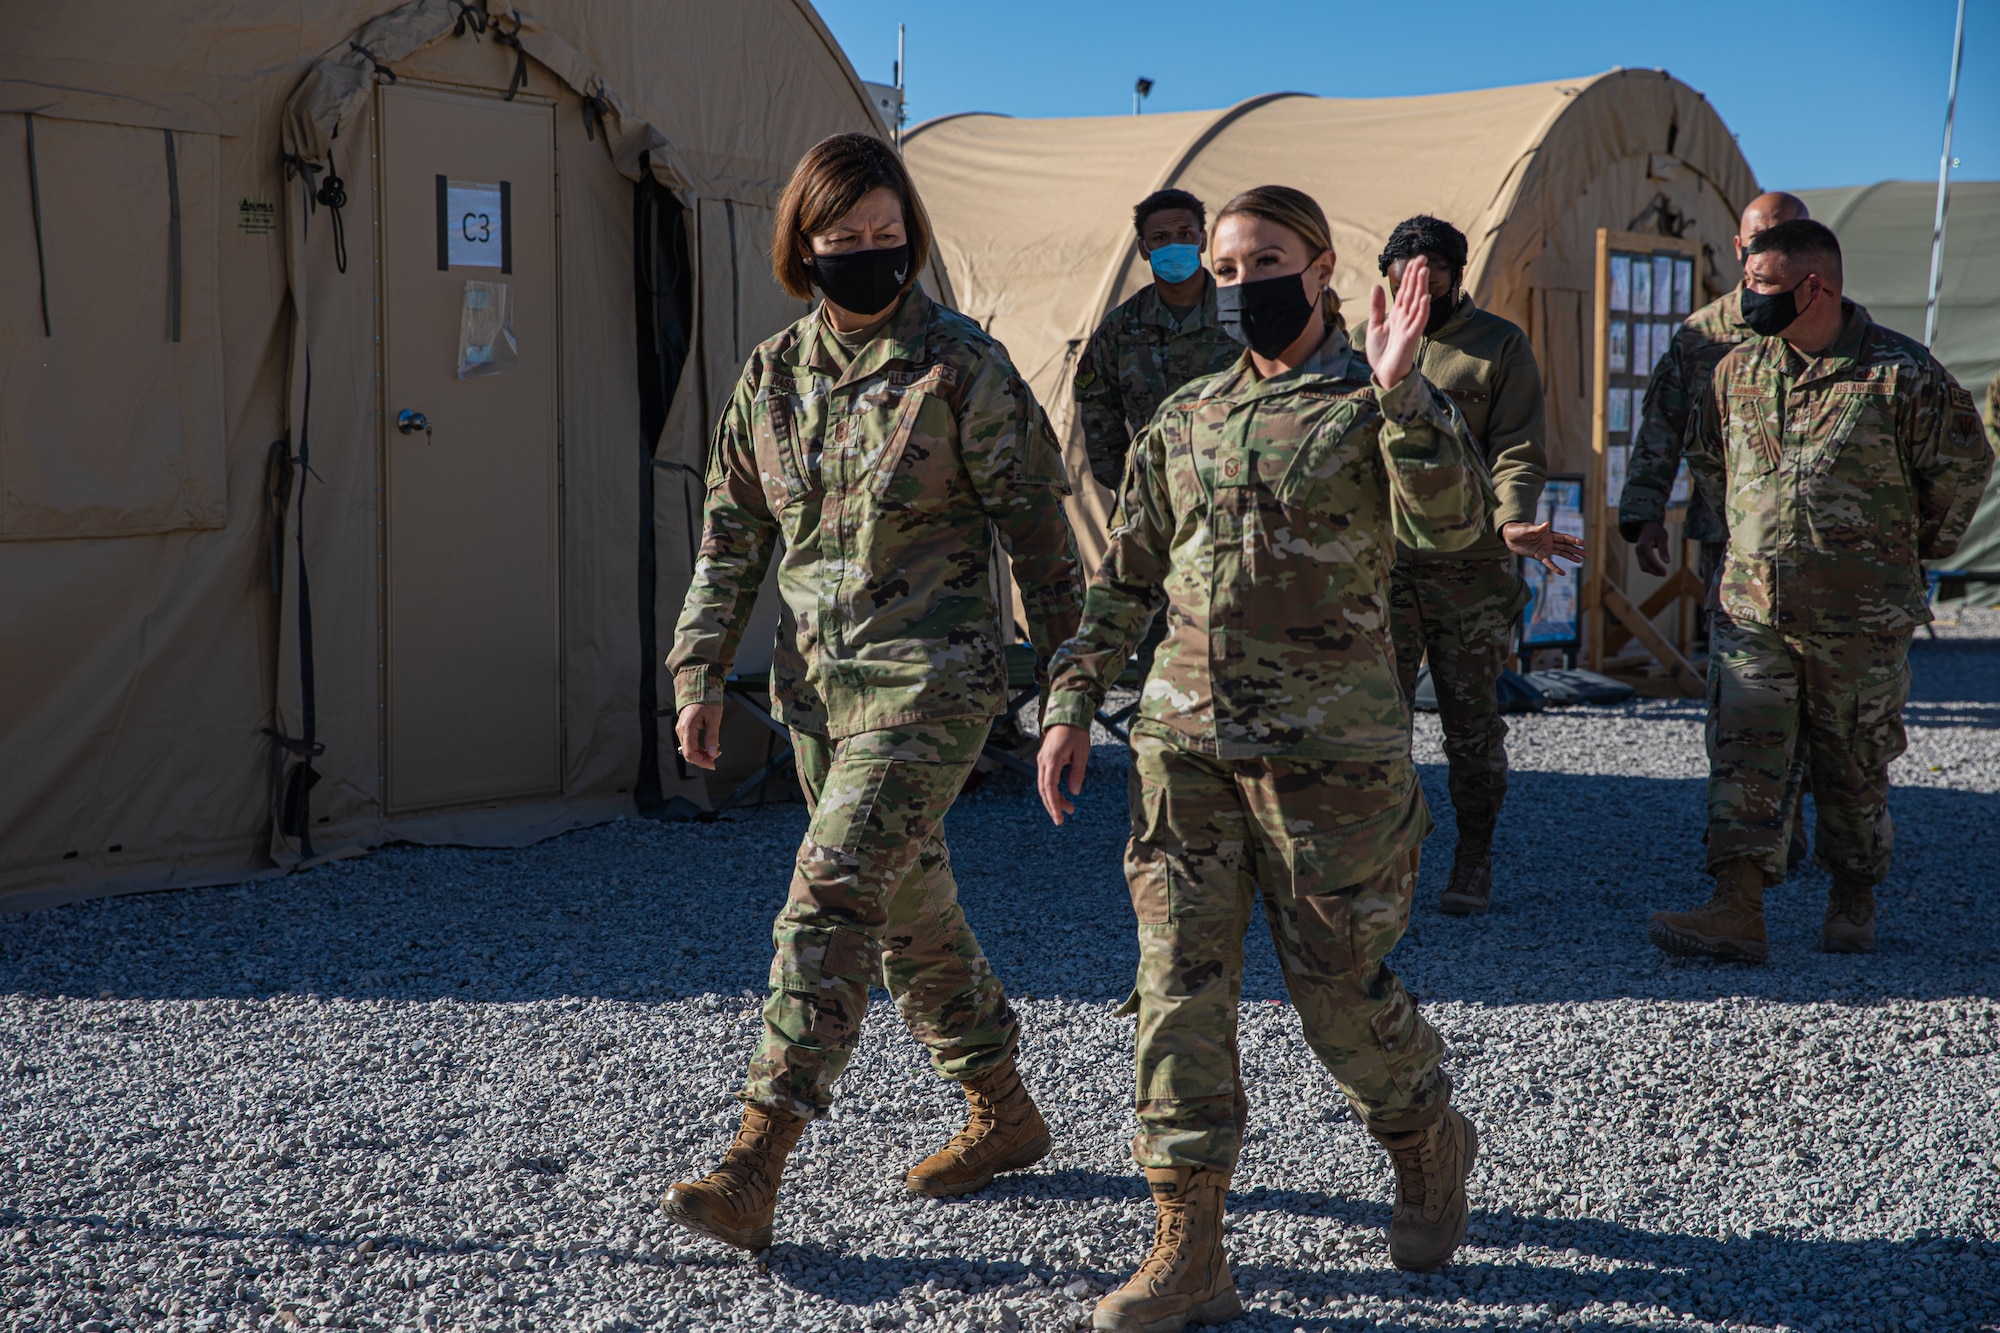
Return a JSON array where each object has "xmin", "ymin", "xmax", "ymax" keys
[{"xmin": 378, "ymin": 84, "xmax": 561, "ymax": 813}]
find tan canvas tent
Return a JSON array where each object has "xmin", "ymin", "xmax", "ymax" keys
[
  {"xmin": 904, "ymin": 70, "xmax": 1760, "ymax": 578},
  {"xmin": 0, "ymin": 0, "xmax": 919, "ymax": 911}
]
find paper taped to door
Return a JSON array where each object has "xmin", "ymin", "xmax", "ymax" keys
[{"xmin": 457, "ymin": 281, "xmax": 519, "ymax": 379}]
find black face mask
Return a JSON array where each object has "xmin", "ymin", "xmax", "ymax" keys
[
  {"xmin": 1217, "ymin": 270, "xmax": 1317, "ymax": 359},
  {"xmin": 1424, "ymin": 283, "xmax": 1460, "ymax": 336},
  {"xmin": 1740, "ymin": 278, "xmax": 1810, "ymax": 337},
  {"xmin": 810, "ymin": 243, "xmax": 911, "ymax": 317}
]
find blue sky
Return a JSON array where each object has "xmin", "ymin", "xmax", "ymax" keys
[{"xmin": 816, "ymin": 0, "xmax": 1996, "ymax": 191}]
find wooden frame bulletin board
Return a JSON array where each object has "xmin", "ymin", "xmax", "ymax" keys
[{"xmin": 1583, "ymin": 228, "xmax": 1706, "ymax": 694}]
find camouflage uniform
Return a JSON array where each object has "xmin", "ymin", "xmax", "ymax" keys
[
  {"xmin": 1686, "ymin": 300, "xmax": 1994, "ymax": 886},
  {"xmin": 1074, "ymin": 274, "xmax": 1241, "ymax": 490},
  {"xmin": 1379, "ymin": 294, "xmax": 1546, "ymax": 851},
  {"xmin": 669, "ymin": 286, "xmax": 1084, "ymax": 1116},
  {"xmin": 1620, "ymin": 286, "xmax": 1744, "ymax": 550},
  {"xmin": 1046, "ymin": 328, "xmax": 1492, "ymax": 1170}
]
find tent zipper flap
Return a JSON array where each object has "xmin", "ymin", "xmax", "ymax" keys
[
  {"xmin": 25, "ymin": 113, "xmax": 50, "ymax": 337},
  {"xmin": 164, "ymin": 129, "xmax": 182, "ymax": 343}
]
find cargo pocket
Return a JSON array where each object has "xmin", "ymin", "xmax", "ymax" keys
[
  {"xmin": 1124, "ymin": 779, "xmax": 1172, "ymax": 925},
  {"xmin": 1847, "ymin": 653, "xmax": 1912, "ymax": 775},
  {"xmin": 1368, "ymin": 982, "xmax": 1417, "ymax": 1056},
  {"xmin": 1291, "ymin": 864, "xmax": 1360, "ymax": 977},
  {"xmin": 769, "ymin": 922, "xmax": 878, "ymax": 997}
]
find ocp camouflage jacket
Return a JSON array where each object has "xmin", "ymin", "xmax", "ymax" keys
[
  {"xmin": 669, "ymin": 287, "xmax": 1084, "ymax": 738},
  {"xmin": 1386, "ymin": 291, "xmax": 1547, "ymax": 561},
  {"xmin": 1687, "ymin": 300, "xmax": 1994, "ymax": 634},
  {"xmin": 1073, "ymin": 274, "xmax": 1241, "ymax": 490},
  {"xmin": 1046, "ymin": 326, "xmax": 1492, "ymax": 761},
  {"xmin": 1619, "ymin": 287, "xmax": 1754, "ymax": 546}
]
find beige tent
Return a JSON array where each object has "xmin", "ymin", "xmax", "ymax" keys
[
  {"xmin": 0, "ymin": 0, "xmax": 916, "ymax": 911},
  {"xmin": 905, "ymin": 70, "xmax": 1759, "ymax": 574}
]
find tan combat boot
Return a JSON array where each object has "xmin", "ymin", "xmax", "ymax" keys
[
  {"xmin": 1438, "ymin": 830, "xmax": 1493, "ymax": 916},
  {"xmin": 660, "ymin": 1102, "xmax": 807, "ymax": 1251},
  {"xmin": 1821, "ymin": 875, "xmax": 1877, "ymax": 954},
  {"xmin": 1371, "ymin": 1106, "xmax": 1479, "ymax": 1272},
  {"xmin": 1646, "ymin": 859, "xmax": 1769, "ymax": 963},
  {"xmin": 1093, "ymin": 1167, "xmax": 1241, "ymax": 1333},
  {"xmin": 905, "ymin": 1055, "xmax": 1050, "ymax": 1196}
]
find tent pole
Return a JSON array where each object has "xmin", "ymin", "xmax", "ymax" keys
[{"xmin": 1923, "ymin": 0, "xmax": 1967, "ymax": 349}]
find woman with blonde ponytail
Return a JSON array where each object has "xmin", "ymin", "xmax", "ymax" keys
[{"xmin": 1038, "ymin": 184, "xmax": 1492, "ymax": 1330}]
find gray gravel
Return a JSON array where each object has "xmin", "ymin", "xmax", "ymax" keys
[{"xmin": 3, "ymin": 611, "xmax": 1998, "ymax": 1333}]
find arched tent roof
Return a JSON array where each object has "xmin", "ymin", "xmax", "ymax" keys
[
  {"xmin": 0, "ymin": 0, "xmax": 897, "ymax": 910},
  {"xmin": 906, "ymin": 70, "xmax": 1758, "ymax": 568}
]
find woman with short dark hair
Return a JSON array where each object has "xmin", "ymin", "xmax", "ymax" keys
[{"xmin": 661, "ymin": 132, "xmax": 1083, "ymax": 1252}]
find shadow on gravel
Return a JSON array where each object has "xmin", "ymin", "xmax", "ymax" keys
[
  {"xmin": 2, "ymin": 636, "xmax": 1992, "ymax": 1012},
  {"xmin": 1225, "ymin": 1193, "xmax": 1985, "ymax": 1332}
]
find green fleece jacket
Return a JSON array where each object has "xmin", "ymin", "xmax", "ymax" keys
[{"xmin": 1367, "ymin": 292, "xmax": 1547, "ymax": 560}]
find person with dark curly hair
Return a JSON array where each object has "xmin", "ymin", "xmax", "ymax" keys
[{"xmin": 1372, "ymin": 215, "xmax": 1582, "ymax": 916}]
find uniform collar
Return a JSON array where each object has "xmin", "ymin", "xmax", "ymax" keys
[
  {"xmin": 1788, "ymin": 298, "xmax": 1869, "ymax": 385},
  {"xmin": 1210, "ymin": 323, "xmax": 1360, "ymax": 403},
  {"xmin": 806, "ymin": 285, "xmax": 934, "ymax": 387},
  {"xmin": 1426, "ymin": 289, "xmax": 1477, "ymax": 341},
  {"xmin": 1141, "ymin": 271, "xmax": 1217, "ymax": 334},
  {"xmin": 1722, "ymin": 284, "xmax": 1748, "ymax": 331}
]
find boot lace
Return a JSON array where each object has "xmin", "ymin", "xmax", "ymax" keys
[
  {"xmin": 1133, "ymin": 1205, "xmax": 1190, "ymax": 1283},
  {"xmin": 1828, "ymin": 881, "xmax": 1874, "ymax": 925},
  {"xmin": 1388, "ymin": 1138, "xmax": 1437, "ymax": 1210},
  {"xmin": 708, "ymin": 1127, "xmax": 782, "ymax": 1203},
  {"xmin": 942, "ymin": 1100, "xmax": 999, "ymax": 1156}
]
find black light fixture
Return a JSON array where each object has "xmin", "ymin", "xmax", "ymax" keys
[{"xmin": 1134, "ymin": 77, "xmax": 1154, "ymax": 115}]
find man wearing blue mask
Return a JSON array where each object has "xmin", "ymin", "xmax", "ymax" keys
[{"xmin": 1074, "ymin": 189, "xmax": 1240, "ymax": 491}]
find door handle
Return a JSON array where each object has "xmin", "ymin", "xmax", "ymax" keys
[{"xmin": 397, "ymin": 409, "xmax": 432, "ymax": 442}]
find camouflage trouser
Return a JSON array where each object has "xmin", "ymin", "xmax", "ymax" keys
[
  {"xmin": 1124, "ymin": 727, "xmax": 1452, "ymax": 1172},
  {"xmin": 1388, "ymin": 554, "xmax": 1527, "ymax": 840},
  {"xmin": 743, "ymin": 718, "xmax": 1018, "ymax": 1117},
  {"xmin": 1706, "ymin": 615, "xmax": 1911, "ymax": 886}
]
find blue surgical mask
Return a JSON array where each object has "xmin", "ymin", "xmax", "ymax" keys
[{"xmin": 1147, "ymin": 243, "xmax": 1201, "ymax": 285}]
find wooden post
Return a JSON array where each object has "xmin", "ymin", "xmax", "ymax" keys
[{"xmin": 1586, "ymin": 228, "xmax": 1611, "ymax": 671}]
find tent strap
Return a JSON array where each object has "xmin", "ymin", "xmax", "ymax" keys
[
  {"xmin": 164, "ymin": 130, "xmax": 181, "ymax": 343},
  {"xmin": 24, "ymin": 114, "xmax": 50, "ymax": 337},
  {"xmin": 316, "ymin": 150, "xmax": 349, "ymax": 275},
  {"xmin": 492, "ymin": 12, "xmax": 529, "ymax": 101},
  {"xmin": 267, "ymin": 353, "xmax": 325, "ymax": 859}
]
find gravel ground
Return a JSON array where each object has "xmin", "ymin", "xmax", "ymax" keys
[{"xmin": 3, "ymin": 612, "xmax": 1997, "ymax": 1333}]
